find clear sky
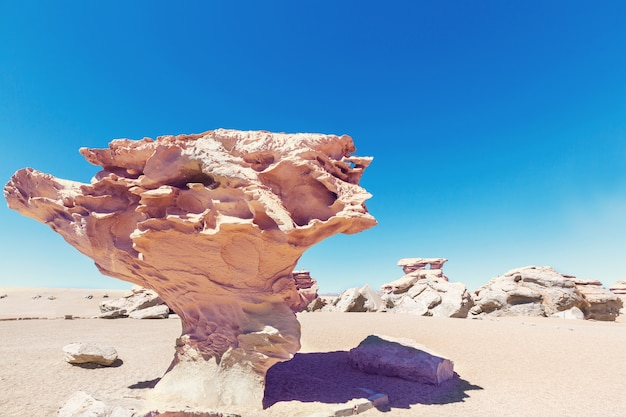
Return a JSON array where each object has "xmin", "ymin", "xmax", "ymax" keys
[{"xmin": 1, "ymin": 1, "xmax": 626, "ymax": 293}]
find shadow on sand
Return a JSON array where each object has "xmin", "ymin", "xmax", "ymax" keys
[{"xmin": 263, "ymin": 351, "xmax": 482, "ymax": 410}]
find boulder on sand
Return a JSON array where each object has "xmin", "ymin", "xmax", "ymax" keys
[
  {"xmin": 348, "ymin": 334, "xmax": 454, "ymax": 385},
  {"xmin": 128, "ymin": 304, "xmax": 170, "ymax": 319},
  {"xmin": 63, "ymin": 343, "xmax": 118, "ymax": 366}
]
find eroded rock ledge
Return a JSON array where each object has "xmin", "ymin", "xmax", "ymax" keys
[{"xmin": 4, "ymin": 129, "xmax": 376, "ymax": 412}]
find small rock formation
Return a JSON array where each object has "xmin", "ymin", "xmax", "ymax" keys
[
  {"xmin": 58, "ymin": 391, "xmax": 134, "ymax": 417},
  {"xmin": 63, "ymin": 342, "xmax": 118, "ymax": 366},
  {"xmin": 332, "ymin": 285, "xmax": 383, "ymax": 312},
  {"xmin": 5, "ymin": 129, "xmax": 376, "ymax": 411},
  {"xmin": 610, "ymin": 280, "xmax": 626, "ymax": 295},
  {"xmin": 574, "ymin": 279, "xmax": 623, "ymax": 321},
  {"xmin": 471, "ymin": 266, "xmax": 623, "ymax": 320},
  {"xmin": 348, "ymin": 334, "xmax": 454, "ymax": 385},
  {"xmin": 380, "ymin": 258, "xmax": 473, "ymax": 318},
  {"xmin": 291, "ymin": 270, "xmax": 319, "ymax": 312},
  {"xmin": 610, "ymin": 281, "xmax": 626, "ymax": 315},
  {"xmin": 99, "ymin": 286, "xmax": 167, "ymax": 319},
  {"xmin": 397, "ymin": 258, "xmax": 448, "ymax": 276}
]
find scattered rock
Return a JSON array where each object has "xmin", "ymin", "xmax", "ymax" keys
[
  {"xmin": 48, "ymin": 296, "xmax": 57, "ymax": 300},
  {"xmin": 32, "ymin": 295, "xmax": 41, "ymax": 300},
  {"xmin": 129, "ymin": 304, "xmax": 170, "ymax": 319},
  {"xmin": 58, "ymin": 391, "xmax": 134, "ymax": 417},
  {"xmin": 85, "ymin": 294, "xmax": 93, "ymax": 299},
  {"xmin": 0, "ymin": 294, "xmax": 6, "ymax": 299},
  {"xmin": 63, "ymin": 342, "xmax": 118, "ymax": 366},
  {"xmin": 348, "ymin": 334, "xmax": 454, "ymax": 385}
]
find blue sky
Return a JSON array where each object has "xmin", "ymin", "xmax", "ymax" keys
[{"xmin": 1, "ymin": 1, "xmax": 626, "ymax": 292}]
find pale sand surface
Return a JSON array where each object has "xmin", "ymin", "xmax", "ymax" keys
[{"xmin": 1, "ymin": 288, "xmax": 626, "ymax": 416}]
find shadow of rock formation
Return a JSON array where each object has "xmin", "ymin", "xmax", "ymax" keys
[
  {"xmin": 129, "ymin": 377, "xmax": 161, "ymax": 389},
  {"xmin": 263, "ymin": 351, "xmax": 482, "ymax": 410},
  {"xmin": 72, "ymin": 358, "xmax": 124, "ymax": 369}
]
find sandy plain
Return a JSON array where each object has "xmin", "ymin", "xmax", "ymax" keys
[{"xmin": 1, "ymin": 287, "xmax": 625, "ymax": 417}]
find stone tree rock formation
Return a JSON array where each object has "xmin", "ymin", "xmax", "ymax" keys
[{"xmin": 4, "ymin": 129, "xmax": 376, "ymax": 412}]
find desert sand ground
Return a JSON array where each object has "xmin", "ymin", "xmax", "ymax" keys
[{"xmin": 1, "ymin": 287, "xmax": 625, "ymax": 417}]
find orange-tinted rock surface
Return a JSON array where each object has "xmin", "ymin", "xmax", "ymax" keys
[{"xmin": 4, "ymin": 129, "xmax": 376, "ymax": 411}]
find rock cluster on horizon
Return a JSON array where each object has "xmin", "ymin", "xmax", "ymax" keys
[
  {"xmin": 4, "ymin": 128, "xmax": 376, "ymax": 411},
  {"xmin": 309, "ymin": 260, "xmax": 621, "ymax": 321},
  {"xmin": 471, "ymin": 266, "xmax": 622, "ymax": 320}
]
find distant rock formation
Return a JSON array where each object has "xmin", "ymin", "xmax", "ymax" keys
[
  {"xmin": 397, "ymin": 258, "xmax": 448, "ymax": 276},
  {"xmin": 471, "ymin": 266, "xmax": 622, "ymax": 321},
  {"xmin": 291, "ymin": 270, "xmax": 319, "ymax": 312},
  {"xmin": 4, "ymin": 129, "xmax": 376, "ymax": 411},
  {"xmin": 380, "ymin": 258, "xmax": 473, "ymax": 318},
  {"xmin": 332, "ymin": 285, "xmax": 383, "ymax": 312},
  {"xmin": 99, "ymin": 286, "xmax": 167, "ymax": 319},
  {"xmin": 610, "ymin": 280, "xmax": 626, "ymax": 315}
]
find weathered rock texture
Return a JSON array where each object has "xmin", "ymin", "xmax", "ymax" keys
[
  {"xmin": 471, "ymin": 266, "xmax": 622, "ymax": 320},
  {"xmin": 380, "ymin": 258, "xmax": 473, "ymax": 318},
  {"xmin": 610, "ymin": 281, "xmax": 626, "ymax": 315},
  {"xmin": 291, "ymin": 270, "xmax": 319, "ymax": 312},
  {"xmin": 4, "ymin": 129, "xmax": 376, "ymax": 411},
  {"xmin": 332, "ymin": 285, "xmax": 383, "ymax": 312},
  {"xmin": 58, "ymin": 391, "xmax": 135, "ymax": 417},
  {"xmin": 397, "ymin": 258, "xmax": 448, "ymax": 276},
  {"xmin": 348, "ymin": 335, "xmax": 454, "ymax": 385},
  {"xmin": 63, "ymin": 343, "xmax": 118, "ymax": 366}
]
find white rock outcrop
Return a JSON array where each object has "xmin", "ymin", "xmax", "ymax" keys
[
  {"xmin": 99, "ymin": 286, "xmax": 165, "ymax": 319},
  {"xmin": 332, "ymin": 285, "xmax": 383, "ymax": 312},
  {"xmin": 128, "ymin": 304, "xmax": 170, "ymax": 319},
  {"xmin": 5, "ymin": 129, "xmax": 376, "ymax": 411},
  {"xmin": 348, "ymin": 334, "xmax": 454, "ymax": 385},
  {"xmin": 380, "ymin": 258, "xmax": 473, "ymax": 318},
  {"xmin": 471, "ymin": 266, "xmax": 622, "ymax": 320}
]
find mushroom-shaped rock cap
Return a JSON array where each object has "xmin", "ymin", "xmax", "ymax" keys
[
  {"xmin": 397, "ymin": 258, "xmax": 448, "ymax": 274},
  {"xmin": 4, "ymin": 129, "xmax": 376, "ymax": 411}
]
